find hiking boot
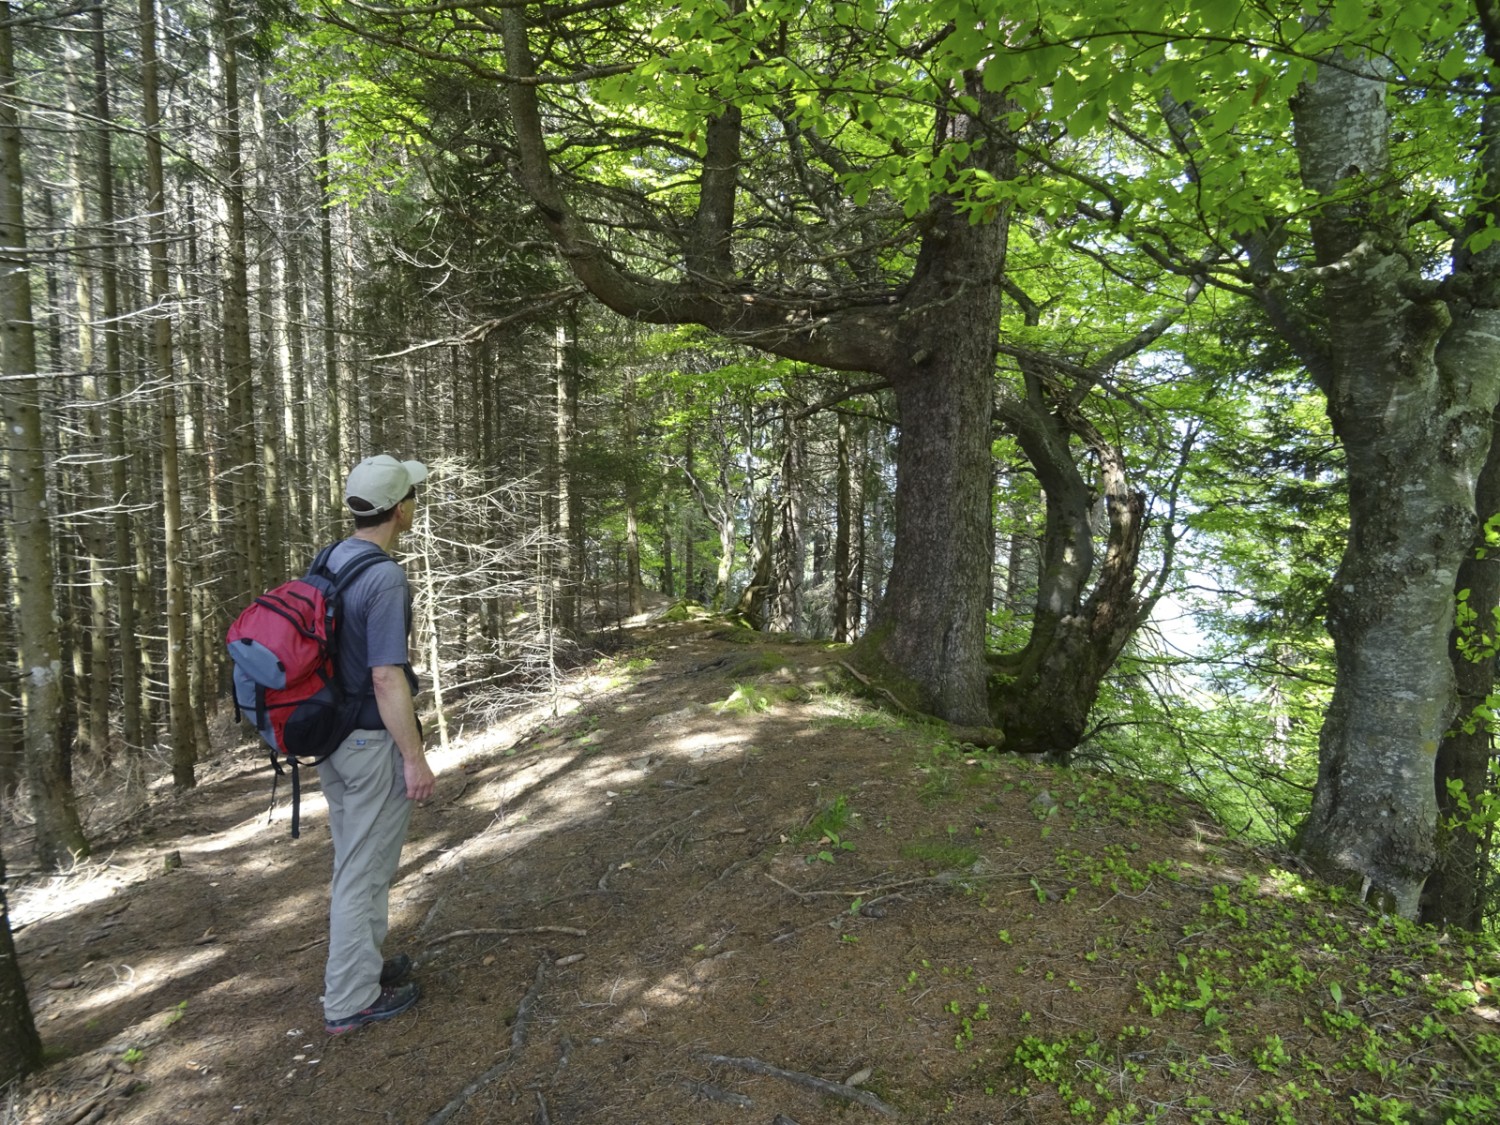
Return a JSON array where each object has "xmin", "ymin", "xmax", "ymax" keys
[
  {"xmin": 325, "ymin": 981, "xmax": 420, "ymax": 1035},
  {"xmin": 380, "ymin": 953, "xmax": 413, "ymax": 987}
]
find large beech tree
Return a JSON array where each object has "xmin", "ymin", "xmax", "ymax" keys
[
  {"xmin": 1035, "ymin": 5, "xmax": 1500, "ymax": 916},
  {"xmin": 314, "ymin": 0, "xmax": 1194, "ymax": 752}
]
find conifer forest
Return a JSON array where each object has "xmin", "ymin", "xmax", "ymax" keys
[{"xmin": 6, "ymin": 1, "xmax": 1500, "ymax": 1115}]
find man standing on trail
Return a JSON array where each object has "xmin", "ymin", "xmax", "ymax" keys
[{"xmin": 320, "ymin": 454, "xmax": 437, "ymax": 1035}]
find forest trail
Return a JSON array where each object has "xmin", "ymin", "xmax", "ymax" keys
[{"xmin": 6, "ymin": 618, "xmax": 1497, "ymax": 1124}]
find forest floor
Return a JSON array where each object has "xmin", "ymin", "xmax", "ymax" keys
[{"xmin": 5, "ymin": 613, "xmax": 1500, "ymax": 1125}]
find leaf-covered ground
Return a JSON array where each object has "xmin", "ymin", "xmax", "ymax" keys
[{"xmin": 6, "ymin": 616, "xmax": 1500, "ymax": 1124}]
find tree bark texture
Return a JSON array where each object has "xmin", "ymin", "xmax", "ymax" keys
[
  {"xmin": 141, "ymin": 0, "xmax": 197, "ymax": 788},
  {"xmin": 1291, "ymin": 52, "xmax": 1500, "ymax": 916},
  {"xmin": 215, "ymin": 0, "xmax": 263, "ymax": 605},
  {"xmin": 1, "ymin": 1, "xmax": 89, "ymax": 865},
  {"xmin": 1421, "ymin": 30, "xmax": 1500, "ymax": 929},
  {"xmin": 90, "ymin": 3, "xmax": 141, "ymax": 764},
  {"xmin": 0, "ymin": 843, "xmax": 42, "ymax": 1085},
  {"xmin": 1423, "ymin": 407, "xmax": 1500, "ymax": 930},
  {"xmin": 994, "ymin": 404, "xmax": 1149, "ymax": 758}
]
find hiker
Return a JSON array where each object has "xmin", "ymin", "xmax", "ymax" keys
[{"xmin": 319, "ymin": 454, "xmax": 437, "ymax": 1035}]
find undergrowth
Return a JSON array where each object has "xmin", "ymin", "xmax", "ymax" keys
[{"xmin": 892, "ymin": 740, "xmax": 1500, "ymax": 1122}]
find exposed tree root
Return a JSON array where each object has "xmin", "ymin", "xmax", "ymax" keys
[
  {"xmin": 698, "ymin": 1053, "xmax": 898, "ymax": 1117},
  {"xmin": 428, "ymin": 925, "xmax": 586, "ymax": 943},
  {"xmin": 678, "ymin": 1079, "xmax": 754, "ymax": 1108},
  {"xmin": 425, "ymin": 955, "xmax": 552, "ymax": 1125}
]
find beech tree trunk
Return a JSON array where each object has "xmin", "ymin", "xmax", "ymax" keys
[
  {"xmin": 1421, "ymin": 64, "xmax": 1500, "ymax": 930},
  {"xmin": 1423, "ymin": 409, "xmax": 1500, "ymax": 930},
  {"xmin": 1290, "ymin": 51, "xmax": 1500, "ymax": 916}
]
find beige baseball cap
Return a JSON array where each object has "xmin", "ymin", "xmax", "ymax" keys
[{"xmin": 345, "ymin": 455, "xmax": 429, "ymax": 515}]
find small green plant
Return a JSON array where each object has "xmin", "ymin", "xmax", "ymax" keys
[
  {"xmin": 798, "ymin": 795, "xmax": 857, "ymax": 862},
  {"xmin": 1253, "ymin": 1034, "xmax": 1291, "ymax": 1073},
  {"xmin": 163, "ymin": 1000, "xmax": 188, "ymax": 1027},
  {"xmin": 900, "ymin": 839, "xmax": 979, "ymax": 869},
  {"xmin": 715, "ymin": 683, "xmax": 773, "ymax": 715},
  {"xmin": 121, "ymin": 1048, "xmax": 144, "ymax": 1065}
]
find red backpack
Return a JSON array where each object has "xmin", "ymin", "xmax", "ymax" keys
[{"xmin": 226, "ymin": 543, "xmax": 387, "ymax": 836}]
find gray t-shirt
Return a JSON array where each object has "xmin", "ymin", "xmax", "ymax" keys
[{"xmin": 326, "ymin": 537, "xmax": 416, "ymax": 730}]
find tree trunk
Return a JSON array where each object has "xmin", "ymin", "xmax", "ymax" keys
[
  {"xmin": 833, "ymin": 410, "xmax": 862, "ymax": 642},
  {"xmin": 0, "ymin": 842, "xmax": 42, "ymax": 1085},
  {"xmin": 989, "ymin": 367, "xmax": 1153, "ymax": 758},
  {"xmin": 91, "ymin": 3, "xmax": 141, "ymax": 766},
  {"xmin": 553, "ymin": 317, "xmax": 581, "ymax": 633},
  {"xmin": 1422, "ymin": 408, "xmax": 1500, "ymax": 930},
  {"xmin": 1420, "ymin": 55, "xmax": 1500, "ymax": 929},
  {"xmin": 63, "ymin": 38, "xmax": 113, "ymax": 762},
  {"xmin": 735, "ymin": 493, "xmax": 773, "ymax": 629},
  {"xmin": 141, "ymin": 0, "xmax": 198, "ymax": 789},
  {"xmin": 1290, "ymin": 52, "xmax": 1500, "ymax": 917},
  {"xmin": 215, "ymin": 0, "xmax": 262, "ymax": 606},
  {"xmin": 1, "ymin": 2, "xmax": 89, "ymax": 864},
  {"xmin": 621, "ymin": 369, "xmax": 645, "ymax": 615},
  {"xmin": 770, "ymin": 411, "xmax": 805, "ymax": 633},
  {"xmin": 316, "ymin": 105, "xmax": 345, "ymax": 517}
]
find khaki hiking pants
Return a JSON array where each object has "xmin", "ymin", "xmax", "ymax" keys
[{"xmin": 317, "ymin": 729, "xmax": 413, "ymax": 1021}]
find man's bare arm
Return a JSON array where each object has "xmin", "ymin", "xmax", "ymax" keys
[{"xmin": 372, "ymin": 664, "xmax": 435, "ymax": 800}]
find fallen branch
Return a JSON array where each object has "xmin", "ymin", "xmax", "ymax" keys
[
  {"xmin": 765, "ymin": 873, "xmax": 812, "ymax": 901},
  {"xmin": 512, "ymin": 954, "xmax": 551, "ymax": 1053},
  {"xmin": 679, "ymin": 1079, "xmax": 754, "ymax": 1108},
  {"xmin": 424, "ymin": 1057, "xmax": 513, "ymax": 1125},
  {"xmin": 699, "ymin": 1054, "xmax": 898, "ymax": 1118},
  {"xmin": 631, "ymin": 807, "xmax": 703, "ymax": 853},
  {"xmin": 837, "ymin": 661, "xmax": 917, "ymax": 718},
  {"xmin": 429, "ymin": 925, "xmax": 587, "ymax": 943},
  {"xmin": 425, "ymin": 955, "xmax": 552, "ymax": 1125},
  {"xmin": 416, "ymin": 894, "xmax": 447, "ymax": 937}
]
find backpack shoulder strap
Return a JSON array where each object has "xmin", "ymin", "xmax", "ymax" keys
[
  {"xmin": 328, "ymin": 545, "xmax": 390, "ymax": 599},
  {"xmin": 305, "ymin": 542, "xmax": 339, "ymax": 580},
  {"xmin": 305, "ymin": 541, "xmax": 389, "ymax": 594}
]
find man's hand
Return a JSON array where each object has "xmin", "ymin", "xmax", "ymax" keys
[{"xmin": 403, "ymin": 753, "xmax": 436, "ymax": 801}]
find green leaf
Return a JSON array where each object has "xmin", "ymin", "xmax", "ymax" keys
[
  {"xmin": 1436, "ymin": 46, "xmax": 1471, "ymax": 83},
  {"xmin": 1330, "ymin": 0, "xmax": 1368, "ymax": 33}
]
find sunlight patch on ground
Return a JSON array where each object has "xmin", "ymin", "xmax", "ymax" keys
[
  {"xmin": 71, "ymin": 947, "xmax": 224, "ymax": 1015},
  {"xmin": 11, "ymin": 861, "xmax": 131, "ymax": 927},
  {"xmin": 175, "ymin": 814, "xmax": 282, "ymax": 854},
  {"xmin": 664, "ymin": 729, "xmax": 750, "ymax": 757}
]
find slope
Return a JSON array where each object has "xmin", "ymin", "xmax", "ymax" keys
[{"xmin": 5, "ymin": 617, "xmax": 1499, "ymax": 1124}]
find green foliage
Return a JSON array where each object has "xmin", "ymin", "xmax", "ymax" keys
[
  {"xmin": 714, "ymin": 683, "xmax": 773, "ymax": 716},
  {"xmin": 796, "ymin": 794, "xmax": 857, "ymax": 863},
  {"xmin": 901, "ymin": 838, "xmax": 980, "ymax": 871}
]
